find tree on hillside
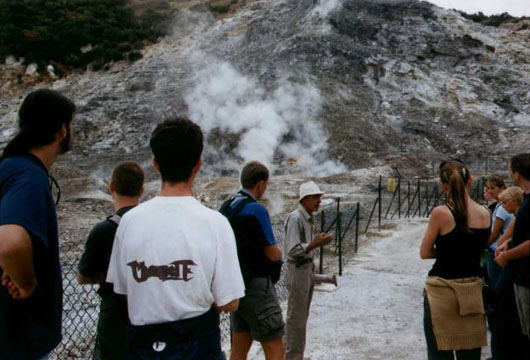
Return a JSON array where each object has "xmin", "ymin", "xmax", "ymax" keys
[{"xmin": 0, "ymin": 0, "xmax": 169, "ymax": 76}]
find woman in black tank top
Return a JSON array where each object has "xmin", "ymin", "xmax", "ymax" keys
[{"xmin": 420, "ymin": 160, "xmax": 491, "ymax": 360}]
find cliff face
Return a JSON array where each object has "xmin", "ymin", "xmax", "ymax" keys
[{"xmin": 1, "ymin": 0, "xmax": 529, "ymax": 180}]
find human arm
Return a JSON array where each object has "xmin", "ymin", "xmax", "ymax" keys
[
  {"xmin": 487, "ymin": 217, "xmax": 505, "ymax": 246},
  {"xmin": 0, "ymin": 224, "xmax": 36, "ymax": 299},
  {"xmin": 246, "ymin": 203, "xmax": 283, "ymax": 262},
  {"xmin": 284, "ymin": 215, "xmax": 309, "ymax": 260},
  {"xmin": 77, "ymin": 224, "xmax": 111, "ymax": 285},
  {"xmin": 420, "ymin": 207, "xmax": 443, "ymax": 259},
  {"xmin": 77, "ymin": 272, "xmax": 105, "ymax": 285},
  {"xmin": 213, "ymin": 298, "xmax": 239, "ymax": 313},
  {"xmin": 496, "ymin": 218, "xmax": 515, "ymax": 250},
  {"xmin": 495, "ymin": 240, "xmax": 530, "ymax": 268},
  {"xmin": 264, "ymin": 244, "xmax": 282, "ymax": 262},
  {"xmin": 305, "ymin": 233, "xmax": 333, "ymax": 253}
]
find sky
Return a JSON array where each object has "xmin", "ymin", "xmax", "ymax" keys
[{"xmin": 426, "ymin": 0, "xmax": 530, "ymax": 17}]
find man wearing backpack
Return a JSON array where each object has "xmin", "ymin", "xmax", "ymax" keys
[
  {"xmin": 77, "ymin": 162, "xmax": 144, "ymax": 360},
  {"xmin": 219, "ymin": 161, "xmax": 284, "ymax": 360},
  {"xmin": 0, "ymin": 89, "xmax": 75, "ymax": 359}
]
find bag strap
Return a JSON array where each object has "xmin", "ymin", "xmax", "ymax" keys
[
  {"xmin": 107, "ymin": 214, "xmax": 121, "ymax": 226},
  {"xmin": 220, "ymin": 191, "xmax": 256, "ymax": 219}
]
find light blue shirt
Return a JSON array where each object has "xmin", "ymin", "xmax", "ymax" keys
[{"xmin": 490, "ymin": 203, "xmax": 513, "ymax": 250}]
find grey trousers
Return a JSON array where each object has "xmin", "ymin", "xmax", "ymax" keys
[
  {"xmin": 285, "ymin": 261, "xmax": 314, "ymax": 360},
  {"xmin": 514, "ymin": 284, "xmax": 530, "ymax": 339}
]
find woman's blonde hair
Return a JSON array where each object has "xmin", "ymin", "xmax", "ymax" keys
[{"xmin": 498, "ymin": 186, "xmax": 524, "ymax": 205}]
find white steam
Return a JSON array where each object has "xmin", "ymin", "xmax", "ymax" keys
[
  {"xmin": 185, "ymin": 56, "xmax": 345, "ymax": 176},
  {"xmin": 311, "ymin": 0, "xmax": 343, "ymax": 17}
]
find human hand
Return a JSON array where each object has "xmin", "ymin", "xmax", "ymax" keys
[
  {"xmin": 494, "ymin": 251, "xmax": 510, "ymax": 268},
  {"xmin": 316, "ymin": 233, "xmax": 333, "ymax": 246},
  {"xmin": 495, "ymin": 241, "xmax": 509, "ymax": 258},
  {"xmin": 1, "ymin": 273, "xmax": 33, "ymax": 300}
]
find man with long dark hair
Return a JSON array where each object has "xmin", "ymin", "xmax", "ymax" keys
[{"xmin": 0, "ymin": 89, "xmax": 75, "ymax": 359}]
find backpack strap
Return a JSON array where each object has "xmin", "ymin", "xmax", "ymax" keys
[
  {"xmin": 107, "ymin": 214, "xmax": 121, "ymax": 226},
  {"xmin": 219, "ymin": 191, "xmax": 256, "ymax": 219}
]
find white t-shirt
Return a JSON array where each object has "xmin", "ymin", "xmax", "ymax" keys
[
  {"xmin": 490, "ymin": 203, "xmax": 514, "ymax": 249},
  {"xmin": 106, "ymin": 196, "xmax": 245, "ymax": 326}
]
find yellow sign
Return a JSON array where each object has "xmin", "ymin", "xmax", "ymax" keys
[{"xmin": 387, "ymin": 178, "xmax": 397, "ymax": 192}]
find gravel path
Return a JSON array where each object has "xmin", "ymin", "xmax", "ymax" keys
[{"xmin": 245, "ymin": 218, "xmax": 491, "ymax": 359}]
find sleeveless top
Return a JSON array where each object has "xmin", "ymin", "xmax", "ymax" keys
[{"xmin": 428, "ymin": 206, "xmax": 491, "ymax": 279}]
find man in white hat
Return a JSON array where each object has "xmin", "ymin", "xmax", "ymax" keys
[{"xmin": 283, "ymin": 181, "xmax": 333, "ymax": 360}]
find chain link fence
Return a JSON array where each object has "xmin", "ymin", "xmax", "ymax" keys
[{"xmin": 51, "ymin": 162, "xmax": 509, "ymax": 358}]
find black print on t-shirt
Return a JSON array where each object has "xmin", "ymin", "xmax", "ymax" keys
[{"xmin": 127, "ymin": 260, "xmax": 197, "ymax": 282}]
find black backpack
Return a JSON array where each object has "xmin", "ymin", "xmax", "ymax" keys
[{"xmin": 219, "ymin": 192, "xmax": 282, "ymax": 284}]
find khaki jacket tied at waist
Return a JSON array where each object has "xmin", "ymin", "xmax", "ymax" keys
[{"xmin": 424, "ymin": 276, "xmax": 487, "ymax": 351}]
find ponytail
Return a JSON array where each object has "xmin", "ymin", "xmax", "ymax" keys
[
  {"xmin": 2, "ymin": 131, "xmax": 33, "ymax": 159},
  {"xmin": 440, "ymin": 161, "xmax": 472, "ymax": 233},
  {"xmin": 1, "ymin": 89, "xmax": 75, "ymax": 160}
]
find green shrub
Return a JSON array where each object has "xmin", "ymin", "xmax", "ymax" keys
[{"xmin": 0, "ymin": 0, "xmax": 168, "ymax": 75}]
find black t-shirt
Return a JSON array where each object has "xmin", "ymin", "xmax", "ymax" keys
[
  {"xmin": 78, "ymin": 206, "xmax": 134, "ymax": 296},
  {"xmin": 488, "ymin": 202, "xmax": 498, "ymax": 214},
  {"xmin": 0, "ymin": 155, "xmax": 62, "ymax": 359},
  {"xmin": 509, "ymin": 193, "xmax": 530, "ymax": 287}
]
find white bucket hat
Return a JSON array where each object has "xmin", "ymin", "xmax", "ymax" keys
[{"xmin": 299, "ymin": 181, "xmax": 324, "ymax": 202}]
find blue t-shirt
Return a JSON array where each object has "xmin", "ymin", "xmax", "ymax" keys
[
  {"xmin": 230, "ymin": 191, "xmax": 276, "ymax": 246},
  {"xmin": 490, "ymin": 203, "xmax": 513, "ymax": 250},
  {"xmin": 0, "ymin": 155, "xmax": 62, "ymax": 359}
]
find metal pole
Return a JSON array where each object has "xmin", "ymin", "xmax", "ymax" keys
[
  {"xmin": 355, "ymin": 202, "xmax": 360, "ymax": 253},
  {"xmin": 337, "ymin": 197, "xmax": 342, "ymax": 276},
  {"xmin": 320, "ymin": 210, "xmax": 325, "ymax": 274},
  {"xmin": 398, "ymin": 178, "xmax": 401, "ymax": 219},
  {"xmin": 485, "ymin": 157, "xmax": 488, "ymax": 176},
  {"xmin": 413, "ymin": 179, "xmax": 421, "ymax": 217},
  {"xmin": 364, "ymin": 198, "xmax": 378, "ymax": 233},
  {"xmin": 407, "ymin": 181, "xmax": 411, "ymax": 212},
  {"xmin": 384, "ymin": 185, "xmax": 398, "ymax": 219},
  {"xmin": 378, "ymin": 176, "xmax": 382, "ymax": 231}
]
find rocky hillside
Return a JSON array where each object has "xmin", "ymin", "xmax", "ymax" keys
[{"xmin": 1, "ymin": 0, "xmax": 529, "ymax": 205}]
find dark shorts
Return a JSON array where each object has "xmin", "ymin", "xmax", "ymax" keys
[
  {"xmin": 96, "ymin": 293, "xmax": 128, "ymax": 360},
  {"xmin": 230, "ymin": 277, "xmax": 284, "ymax": 342},
  {"xmin": 126, "ymin": 308, "xmax": 225, "ymax": 360}
]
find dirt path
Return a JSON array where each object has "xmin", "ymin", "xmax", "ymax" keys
[{"xmin": 245, "ymin": 218, "xmax": 490, "ymax": 359}]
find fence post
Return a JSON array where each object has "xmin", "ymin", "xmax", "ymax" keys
[
  {"xmin": 398, "ymin": 178, "xmax": 401, "ymax": 219},
  {"xmin": 412, "ymin": 179, "xmax": 421, "ymax": 217},
  {"xmin": 378, "ymin": 176, "xmax": 382, "ymax": 231},
  {"xmin": 407, "ymin": 181, "xmax": 411, "ymax": 214},
  {"xmin": 355, "ymin": 202, "xmax": 359, "ymax": 253},
  {"xmin": 336, "ymin": 197, "xmax": 342, "ymax": 276},
  {"xmin": 320, "ymin": 210, "xmax": 325, "ymax": 274}
]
